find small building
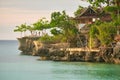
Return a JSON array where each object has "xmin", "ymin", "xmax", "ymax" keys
[
  {"xmin": 73, "ymin": 6, "xmax": 112, "ymax": 48},
  {"xmin": 73, "ymin": 6, "xmax": 99, "ymax": 32},
  {"xmin": 74, "ymin": 6, "xmax": 112, "ymax": 32},
  {"xmin": 75, "ymin": 6, "xmax": 99, "ymax": 25}
]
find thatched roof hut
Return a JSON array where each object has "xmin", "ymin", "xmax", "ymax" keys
[
  {"xmin": 74, "ymin": 6, "xmax": 99, "ymax": 24},
  {"xmin": 74, "ymin": 6, "xmax": 112, "ymax": 24}
]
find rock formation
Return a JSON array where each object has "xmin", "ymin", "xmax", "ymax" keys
[
  {"xmin": 17, "ymin": 37, "xmax": 120, "ymax": 64},
  {"xmin": 18, "ymin": 37, "xmax": 39, "ymax": 55}
]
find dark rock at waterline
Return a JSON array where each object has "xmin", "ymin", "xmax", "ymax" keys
[
  {"xmin": 69, "ymin": 51, "xmax": 85, "ymax": 61},
  {"xmin": 49, "ymin": 49, "xmax": 65, "ymax": 57},
  {"xmin": 17, "ymin": 37, "xmax": 69, "ymax": 60},
  {"xmin": 85, "ymin": 52, "xmax": 97, "ymax": 62},
  {"xmin": 113, "ymin": 43, "xmax": 120, "ymax": 64},
  {"xmin": 37, "ymin": 48, "xmax": 49, "ymax": 56},
  {"xmin": 99, "ymin": 42, "xmax": 120, "ymax": 64},
  {"xmin": 49, "ymin": 49, "xmax": 67, "ymax": 61}
]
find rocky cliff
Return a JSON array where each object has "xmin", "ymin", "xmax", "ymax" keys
[
  {"xmin": 17, "ymin": 37, "xmax": 39, "ymax": 55},
  {"xmin": 17, "ymin": 37, "xmax": 69, "ymax": 61},
  {"xmin": 99, "ymin": 43, "xmax": 120, "ymax": 64},
  {"xmin": 17, "ymin": 37, "xmax": 120, "ymax": 64}
]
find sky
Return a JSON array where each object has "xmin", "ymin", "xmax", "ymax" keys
[{"xmin": 0, "ymin": 0, "xmax": 89, "ymax": 40}]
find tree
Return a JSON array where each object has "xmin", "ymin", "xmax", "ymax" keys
[
  {"xmin": 87, "ymin": 0, "xmax": 112, "ymax": 7},
  {"xmin": 27, "ymin": 25, "xmax": 34, "ymax": 36},
  {"xmin": 21, "ymin": 23, "xmax": 28, "ymax": 36},
  {"xmin": 14, "ymin": 25, "xmax": 23, "ymax": 37},
  {"xmin": 104, "ymin": 0, "xmax": 120, "ymax": 34},
  {"xmin": 74, "ymin": 5, "xmax": 84, "ymax": 17},
  {"xmin": 14, "ymin": 23, "xmax": 28, "ymax": 37},
  {"xmin": 89, "ymin": 22, "xmax": 117, "ymax": 47},
  {"xmin": 50, "ymin": 11, "xmax": 78, "ymax": 43},
  {"xmin": 86, "ymin": 0, "xmax": 120, "ymax": 22},
  {"xmin": 33, "ymin": 18, "xmax": 50, "ymax": 36},
  {"xmin": 50, "ymin": 28, "xmax": 62, "ymax": 36},
  {"xmin": 96, "ymin": 23, "xmax": 117, "ymax": 46}
]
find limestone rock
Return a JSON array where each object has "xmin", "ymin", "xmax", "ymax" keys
[
  {"xmin": 17, "ymin": 36, "xmax": 120, "ymax": 64},
  {"xmin": 113, "ymin": 42, "xmax": 120, "ymax": 64},
  {"xmin": 17, "ymin": 37, "xmax": 39, "ymax": 55}
]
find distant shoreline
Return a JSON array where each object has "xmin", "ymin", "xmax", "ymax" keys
[{"xmin": 0, "ymin": 40, "xmax": 17, "ymax": 41}]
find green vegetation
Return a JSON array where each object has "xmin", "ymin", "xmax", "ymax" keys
[
  {"xmin": 14, "ymin": 11, "xmax": 78, "ymax": 43},
  {"xmin": 39, "ymin": 34, "xmax": 53, "ymax": 43},
  {"xmin": 32, "ymin": 18, "xmax": 50, "ymax": 36},
  {"xmin": 14, "ymin": 18, "xmax": 50, "ymax": 37},
  {"xmin": 89, "ymin": 22, "xmax": 117, "ymax": 47},
  {"xmin": 14, "ymin": 23, "xmax": 28, "ymax": 37},
  {"xmin": 50, "ymin": 28, "xmax": 62, "ymax": 36},
  {"xmin": 74, "ymin": 6, "xmax": 84, "ymax": 17},
  {"xmin": 89, "ymin": 0, "xmax": 120, "ymax": 48},
  {"xmin": 50, "ymin": 11, "xmax": 78, "ymax": 43}
]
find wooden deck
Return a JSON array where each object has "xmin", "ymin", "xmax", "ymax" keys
[
  {"xmin": 60, "ymin": 48, "xmax": 100, "ymax": 61},
  {"xmin": 66, "ymin": 48, "xmax": 100, "ymax": 52}
]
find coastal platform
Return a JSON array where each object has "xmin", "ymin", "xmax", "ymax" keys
[
  {"xmin": 66, "ymin": 48, "xmax": 100, "ymax": 52},
  {"xmin": 61, "ymin": 48, "xmax": 100, "ymax": 54}
]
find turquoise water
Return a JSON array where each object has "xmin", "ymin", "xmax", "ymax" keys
[{"xmin": 0, "ymin": 40, "xmax": 120, "ymax": 80}]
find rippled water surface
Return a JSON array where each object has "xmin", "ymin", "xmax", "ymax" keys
[{"xmin": 0, "ymin": 40, "xmax": 120, "ymax": 80}]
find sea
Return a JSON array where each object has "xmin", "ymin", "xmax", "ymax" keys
[{"xmin": 0, "ymin": 40, "xmax": 120, "ymax": 80}]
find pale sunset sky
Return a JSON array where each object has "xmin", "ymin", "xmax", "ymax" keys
[{"xmin": 0, "ymin": 0, "xmax": 89, "ymax": 40}]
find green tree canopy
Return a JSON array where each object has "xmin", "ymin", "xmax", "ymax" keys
[
  {"xmin": 33, "ymin": 18, "xmax": 50, "ymax": 31},
  {"xmin": 32, "ymin": 18, "xmax": 50, "ymax": 36},
  {"xmin": 14, "ymin": 23, "xmax": 28, "ymax": 37},
  {"xmin": 74, "ymin": 5, "xmax": 84, "ymax": 17},
  {"xmin": 50, "ymin": 11, "xmax": 78, "ymax": 42},
  {"xmin": 90, "ymin": 22, "xmax": 117, "ymax": 47}
]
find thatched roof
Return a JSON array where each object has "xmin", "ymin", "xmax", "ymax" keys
[{"xmin": 75, "ymin": 6, "xmax": 98, "ymax": 19}]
